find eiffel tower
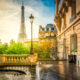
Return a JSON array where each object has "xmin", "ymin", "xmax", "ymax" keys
[{"xmin": 18, "ymin": 0, "xmax": 27, "ymax": 44}]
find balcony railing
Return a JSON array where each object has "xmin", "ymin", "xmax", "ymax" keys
[
  {"xmin": 0, "ymin": 54, "xmax": 38, "ymax": 66},
  {"xmin": 70, "ymin": 14, "xmax": 76, "ymax": 23}
]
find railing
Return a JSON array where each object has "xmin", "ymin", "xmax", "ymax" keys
[
  {"xmin": 70, "ymin": 14, "xmax": 76, "ymax": 23},
  {"xmin": 0, "ymin": 54, "xmax": 38, "ymax": 66}
]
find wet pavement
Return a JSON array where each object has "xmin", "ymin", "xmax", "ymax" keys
[
  {"xmin": 39, "ymin": 61, "xmax": 80, "ymax": 80},
  {"xmin": 0, "ymin": 61, "xmax": 80, "ymax": 80}
]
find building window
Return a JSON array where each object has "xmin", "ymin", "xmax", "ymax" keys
[
  {"xmin": 47, "ymin": 28, "xmax": 49, "ymax": 31},
  {"xmin": 71, "ymin": 0, "xmax": 76, "ymax": 16},
  {"xmin": 51, "ymin": 27, "xmax": 54, "ymax": 31},
  {"xmin": 62, "ymin": 15, "xmax": 66, "ymax": 30},
  {"xmin": 70, "ymin": 34, "xmax": 77, "ymax": 51},
  {"xmin": 70, "ymin": 0, "xmax": 76, "ymax": 23}
]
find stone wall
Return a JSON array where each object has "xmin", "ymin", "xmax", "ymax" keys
[
  {"xmin": 76, "ymin": 0, "xmax": 80, "ymax": 14},
  {"xmin": 57, "ymin": 17, "xmax": 80, "ymax": 60}
]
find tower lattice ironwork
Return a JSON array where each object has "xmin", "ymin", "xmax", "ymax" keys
[{"xmin": 18, "ymin": 0, "xmax": 27, "ymax": 44}]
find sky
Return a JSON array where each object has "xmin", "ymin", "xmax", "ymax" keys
[{"xmin": 0, "ymin": 0, "xmax": 56, "ymax": 43}]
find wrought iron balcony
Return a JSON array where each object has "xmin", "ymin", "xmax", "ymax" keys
[{"xmin": 70, "ymin": 14, "xmax": 76, "ymax": 23}]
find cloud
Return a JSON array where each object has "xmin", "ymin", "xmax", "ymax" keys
[{"xmin": 0, "ymin": 0, "xmax": 55, "ymax": 43}]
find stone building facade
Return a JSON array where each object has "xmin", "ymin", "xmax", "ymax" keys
[
  {"xmin": 54, "ymin": 0, "xmax": 80, "ymax": 65},
  {"xmin": 39, "ymin": 24, "xmax": 57, "ymax": 47},
  {"xmin": 39, "ymin": 24, "xmax": 57, "ymax": 59}
]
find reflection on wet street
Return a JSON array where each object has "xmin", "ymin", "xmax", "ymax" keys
[{"xmin": 0, "ymin": 61, "xmax": 80, "ymax": 80}]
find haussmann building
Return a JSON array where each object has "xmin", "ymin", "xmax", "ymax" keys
[{"xmin": 54, "ymin": 0, "xmax": 80, "ymax": 65}]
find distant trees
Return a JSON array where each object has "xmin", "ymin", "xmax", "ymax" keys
[
  {"xmin": 0, "ymin": 41, "xmax": 39, "ymax": 54},
  {"xmin": 0, "ymin": 40, "xmax": 54, "ymax": 60},
  {"xmin": 0, "ymin": 42, "xmax": 29, "ymax": 54},
  {"xmin": 38, "ymin": 41, "xmax": 51, "ymax": 59},
  {"xmin": 6, "ymin": 42, "xmax": 29, "ymax": 54},
  {"xmin": 25, "ymin": 43, "xmax": 38, "ymax": 53},
  {"xmin": 10, "ymin": 39, "xmax": 15, "ymax": 45},
  {"xmin": 0, "ymin": 39, "xmax": 2, "ymax": 46},
  {"xmin": 0, "ymin": 43, "xmax": 8, "ymax": 54}
]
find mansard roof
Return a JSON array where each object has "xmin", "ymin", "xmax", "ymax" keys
[{"xmin": 39, "ymin": 24, "xmax": 57, "ymax": 32}]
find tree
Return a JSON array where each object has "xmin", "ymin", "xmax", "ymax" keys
[
  {"xmin": 10, "ymin": 39, "xmax": 15, "ymax": 45},
  {"xmin": 0, "ymin": 43, "xmax": 8, "ymax": 54},
  {"xmin": 38, "ymin": 41, "xmax": 51, "ymax": 59},
  {"xmin": 6, "ymin": 42, "xmax": 29, "ymax": 54},
  {"xmin": 26, "ymin": 43, "xmax": 38, "ymax": 53},
  {"xmin": 0, "ymin": 39, "xmax": 2, "ymax": 46}
]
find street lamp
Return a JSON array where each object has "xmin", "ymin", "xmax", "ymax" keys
[{"xmin": 29, "ymin": 14, "xmax": 34, "ymax": 54}]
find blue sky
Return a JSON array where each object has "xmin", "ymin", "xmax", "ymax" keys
[
  {"xmin": 41, "ymin": 0, "xmax": 55, "ymax": 9},
  {"xmin": 0, "ymin": 0, "xmax": 56, "ymax": 43}
]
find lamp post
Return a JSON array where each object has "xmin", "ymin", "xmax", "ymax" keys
[{"xmin": 29, "ymin": 14, "xmax": 34, "ymax": 54}]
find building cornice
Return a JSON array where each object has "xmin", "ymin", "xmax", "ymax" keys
[{"xmin": 57, "ymin": 16, "xmax": 80, "ymax": 38}]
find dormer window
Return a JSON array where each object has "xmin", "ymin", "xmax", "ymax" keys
[
  {"xmin": 47, "ymin": 28, "xmax": 49, "ymax": 31},
  {"xmin": 51, "ymin": 27, "xmax": 54, "ymax": 31}
]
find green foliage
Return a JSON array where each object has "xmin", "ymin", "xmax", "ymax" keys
[
  {"xmin": 71, "ymin": 49, "xmax": 77, "ymax": 52},
  {"xmin": 0, "ymin": 43, "xmax": 8, "ymax": 54},
  {"xmin": 26, "ymin": 43, "xmax": 38, "ymax": 53},
  {"xmin": 38, "ymin": 42, "xmax": 51, "ymax": 59},
  {"xmin": 33, "ymin": 44, "xmax": 38, "ymax": 53},
  {"xmin": 10, "ymin": 39, "xmax": 15, "ymax": 45},
  {"xmin": 6, "ymin": 42, "xmax": 29, "ymax": 54},
  {"xmin": 0, "ymin": 42, "xmax": 39, "ymax": 54},
  {"xmin": 38, "ymin": 52, "xmax": 50, "ymax": 59},
  {"xmin": 0, "ymin": 41, "xmax": 51, "ymax": 60},
  {"xmin": 0, "ymin": 40, "xmax": 2, "ymax": 45}
]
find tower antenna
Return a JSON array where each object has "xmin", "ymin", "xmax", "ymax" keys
[{"xmin": 22, "ymin": 0, "xmax": 24, "ymax": 6}]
